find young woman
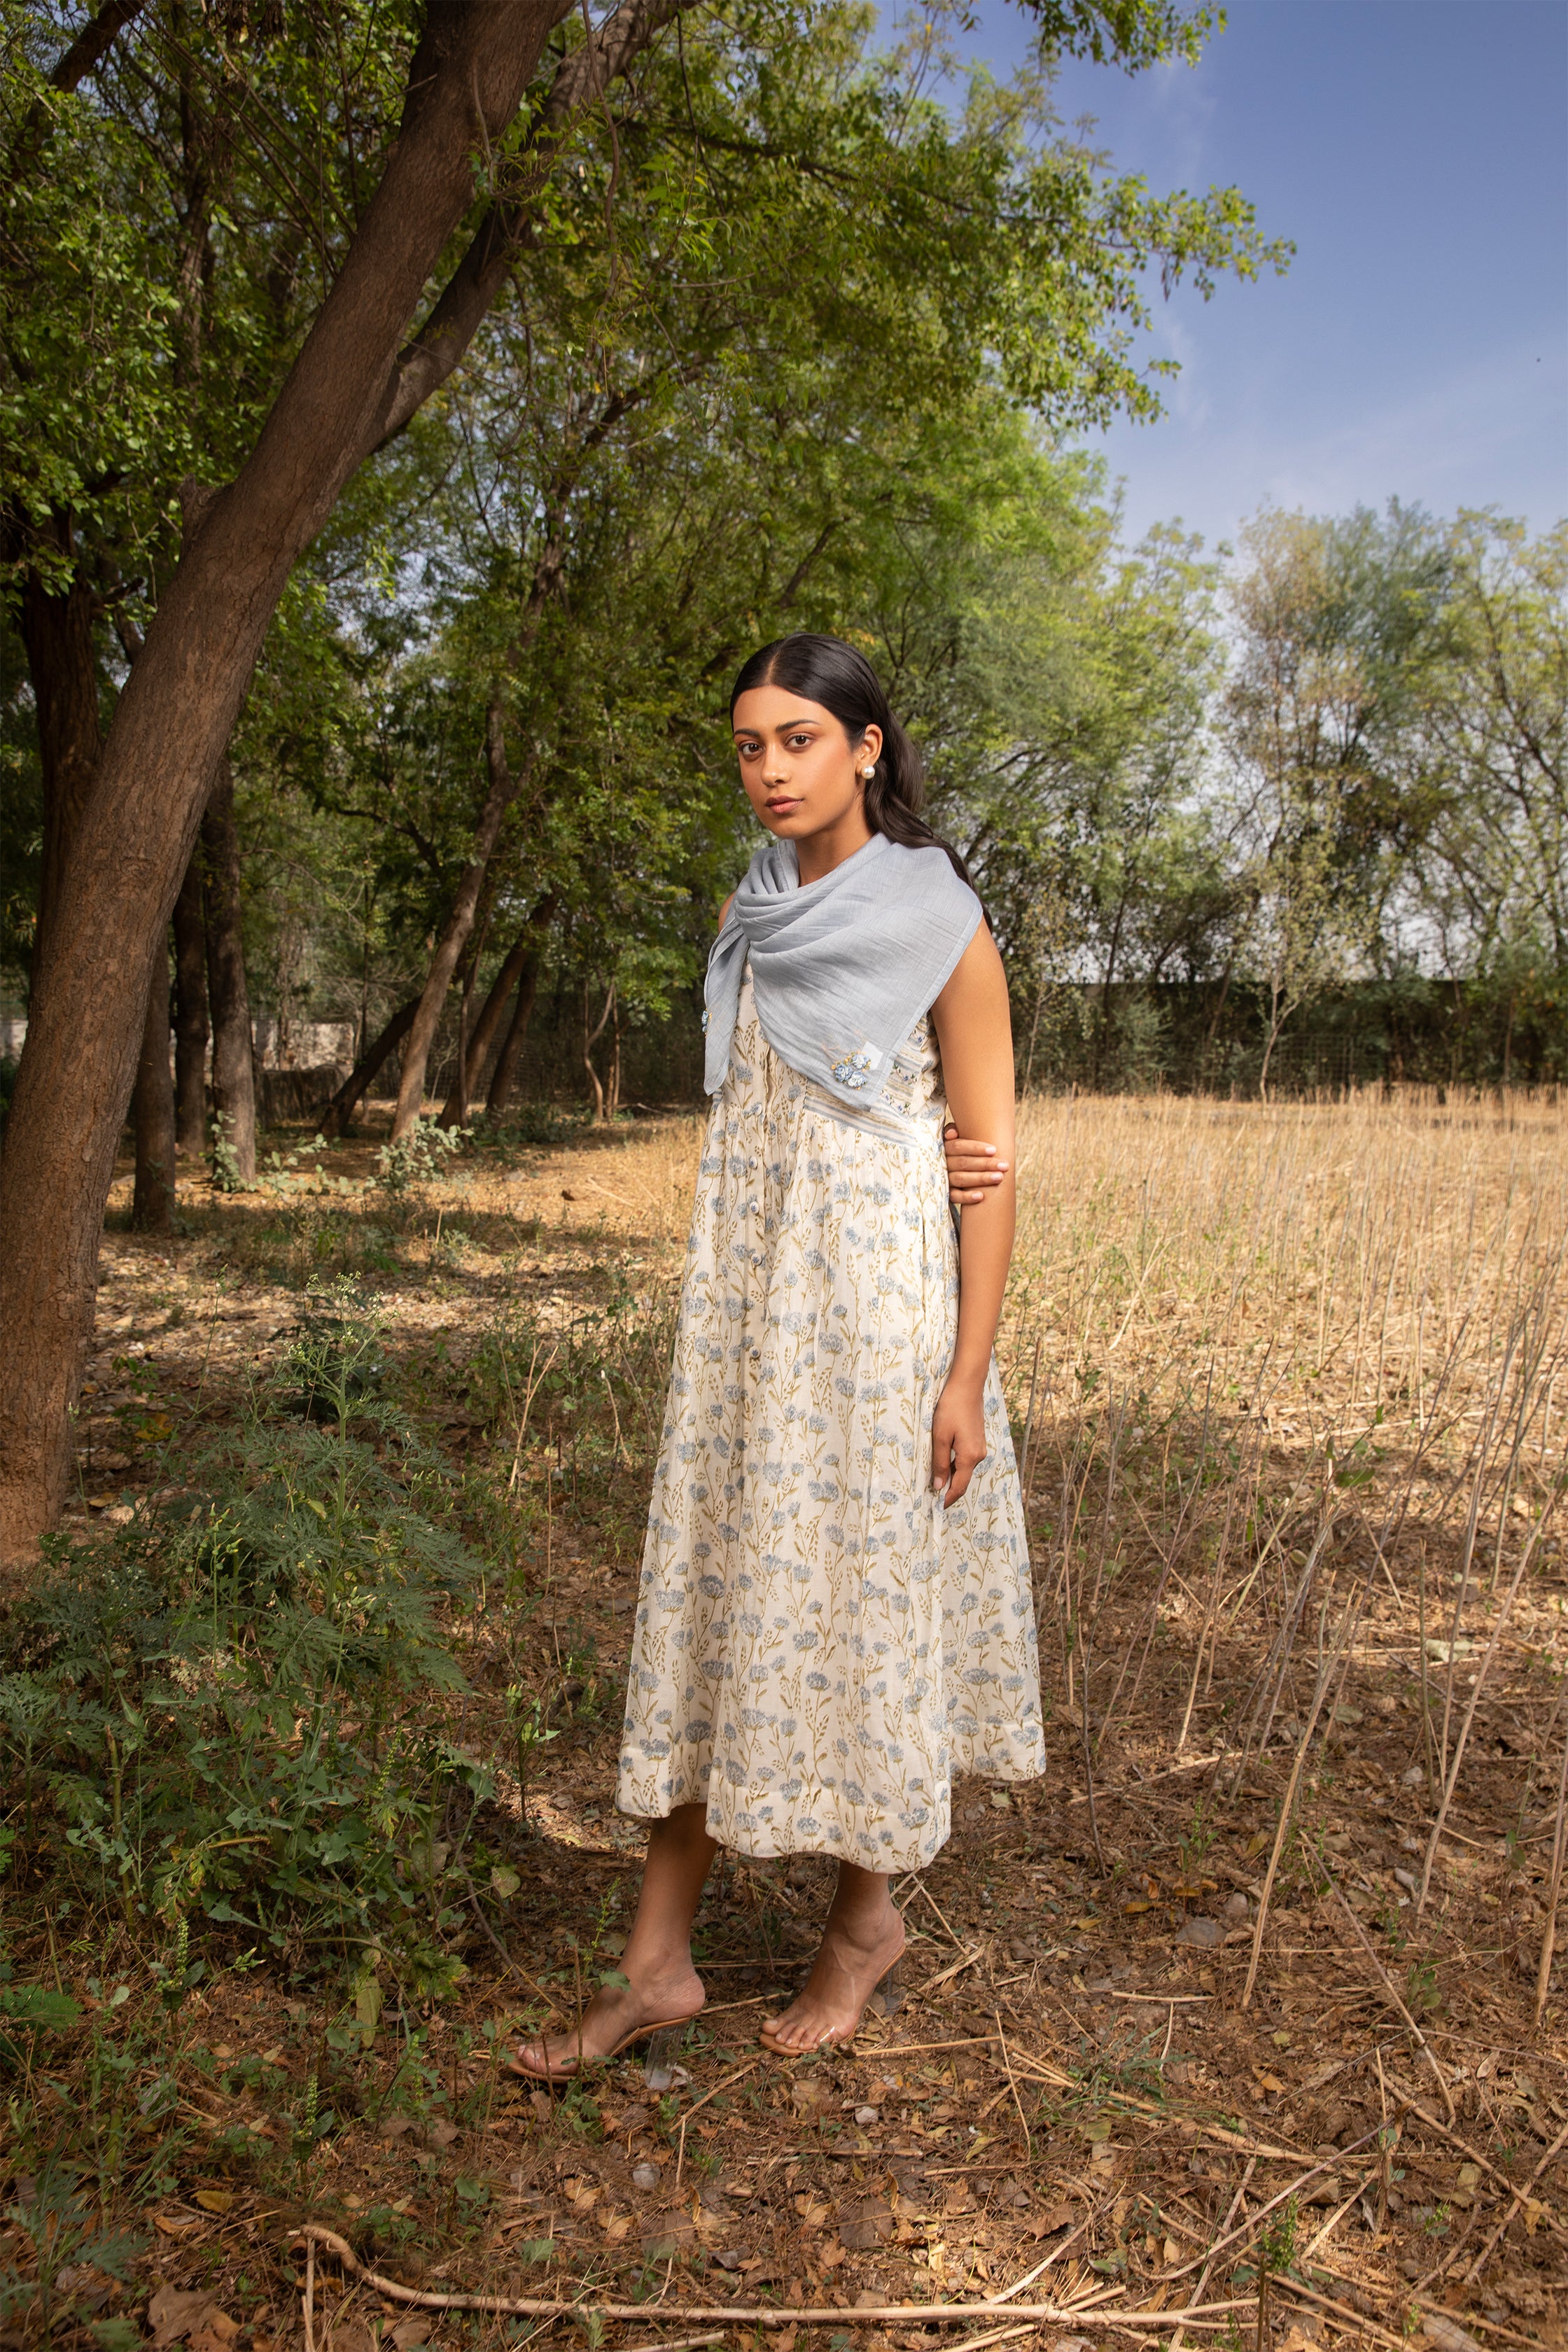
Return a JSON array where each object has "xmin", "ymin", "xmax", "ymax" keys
[{"xmin": 512, "ymin": 634, "xmax": 1043, "ymax": 2076}]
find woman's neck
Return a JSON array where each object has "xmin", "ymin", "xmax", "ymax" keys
[{"xmin": 793, "ymin": 806, "xmax": 876, "ymax": 886}]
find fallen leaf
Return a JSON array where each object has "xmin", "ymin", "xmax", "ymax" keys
[
  {"xmin": 149, "ymin": 2290, "xmax": 221, "ymax": 2347},
  {"xmin": 601, "ymin": 2215, "xmax": 631, "ymax": 2242},
  {"xmin": 1423, "ymin": 2321, "xmax": 1485, "ymax": 2352},
  {"xmin": 425, "ymin": 2119, "xmax": 459, "ymax": 2148},
  {"xmin": 152, "ymin": 2216, "xmax": 200, "ymax": 2240},
  {"xmin": 640, "ymin": 2211, "xmax": 694, "ymax": 2259},
  {"xmin": 840, "ymin": 2199, "xmax": 895, "ymax": 2250},
  {"xmin": 190, "ymin": 2319, "xmax": 241, "ymax": 2352},
  {"xmin": 390, "ymin": 2325, "xmax": 429, "ymax": 2352},
  {"xmin": 1176, "ymin": 1917, "xmax": 1223, "ymax": 1949},
  {"xmin": 192, "ymin": 2190, "xmax": 234, "ymax": 2215},
  {"xmin": 1254, "ymin": 2071, "xmax": 1287, "ymax": 2094}
]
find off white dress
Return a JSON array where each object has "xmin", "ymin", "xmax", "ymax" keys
[{"xmin": 617, "ymin": 971, "xmax": 1045, "ymax": 1870}]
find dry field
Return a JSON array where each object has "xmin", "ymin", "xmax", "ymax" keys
[{"xmin": 5, "ymin": 1087, "xmax": 1566, "ymax": 2352}]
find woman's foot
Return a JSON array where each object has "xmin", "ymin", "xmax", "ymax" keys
[
  {"xmin": 761, "ymin": 1878, "xmax": 905, "ymax": 2055},
  {"xmin": 510, "ymin": 1957, "xmax": 705, "ymax": 2081}
]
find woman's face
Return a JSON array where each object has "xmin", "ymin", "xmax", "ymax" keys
[{"xmin": 732, "ymin": 687, "xmax": 881, "ymax": 844}]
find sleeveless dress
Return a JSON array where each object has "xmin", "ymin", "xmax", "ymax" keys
[{"xmin": 616, "ymin": 970, "xmax": 1045, "ymax": 1871}]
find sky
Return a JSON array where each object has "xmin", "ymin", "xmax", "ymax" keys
[{"xmin": 943, "ymin": 0, "xmax": 1568, "ymax": 554}]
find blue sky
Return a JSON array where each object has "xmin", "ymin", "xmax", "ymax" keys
[{"xmin": 946, "ymin": 0, "xmax": 1568, "ymax": 553}]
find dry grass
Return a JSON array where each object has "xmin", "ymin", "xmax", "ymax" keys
[{"xmin": 8, "ymin": 1087, "xmax": 1567, "ymax": 2352}]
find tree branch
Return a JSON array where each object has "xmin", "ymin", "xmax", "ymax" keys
[
  {"xmin": 368, "ymin": 0, "xmax": 699, "ymax": 453},
  {"xmin": 50, "ymin": 0, "xmax": 148, "ymax": 93}
]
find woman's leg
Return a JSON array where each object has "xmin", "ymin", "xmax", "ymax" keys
[
  {"xmin": 514, "ymin": 1803, "xmax": 718, "ymax": 2069},
  {"xmin": 760, "ymin": 1861, "xmax": 905, "ymax": 2053}
]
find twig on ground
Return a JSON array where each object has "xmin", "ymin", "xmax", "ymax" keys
[
  {"xmin": 1298, "ymin": 2166, "xmax": 1378, "ymax": 2262},
  {"xmin": 994, "ymin": 2010, "xmax": 1032, "ymax": 2158},
  {"xmin": 1275, "ymin": 2280, "xmax": 1406, "ymax": 2352},
  {"xmin": 293, "ymin": 2223, "xmax": 1259, "ymax": 2331},
  {"xmin": 615, "ymin": 2338, "xmax": 724, "ymax": 2352},
  {"xmin": 1321, "ymin": 1874, "xmax": 1455, "ymax": 2119},
  {"xmin": 1161, "ymin": 2119, "xmax": 1393, "ymax": 2285},
  {"xmin": 302, "ymin": 2236, "xmax": 316, "ymax": 2352},
  {"xmin": 1534, "ymin": 1695, "xmax": 1568, "ymax": 2029},
  {"xmin": 1169, "ymin": 2155, "xmax": 1255, "ymax": 2352},
  {"xmin": 1463, "ymin": 2108, "xmax": 1568, "ymax": 2279},
  {"xmin": 1419, "ymin": 1497, "xmax": 1557, "ymax": 1912},
  {"xmin": 673, "ymin": 2056, "xmax": 762, "ymax": 2187},
  {"xmin": 1241, "ymin": 1526, "xmax": 1342, "ymax": 2010}
]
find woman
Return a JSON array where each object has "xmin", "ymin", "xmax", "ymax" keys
[{"xmin": 512, "ymin": 633, "xmax": 1043, "ymax": 2076}]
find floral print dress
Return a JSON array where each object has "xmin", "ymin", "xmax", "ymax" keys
[{"xmin": 617, "ymin": 970, "xmax": 1045, "ymax": 1870}]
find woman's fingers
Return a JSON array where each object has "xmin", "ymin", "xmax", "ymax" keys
[
  {"xmin": 941, "ymin": 1127, "xmax": 1007, "ymax": 1208},
  {"xmin": 931, "ymin": 1424, "xmax": 988, "ymax": 1505}
]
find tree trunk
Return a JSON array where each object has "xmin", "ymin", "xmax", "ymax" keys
[
  {"xmin": 486, "ymin": 952, "xmax": 543, "ymax": 1116},
  {"xmin": 200, "ymin": 757, "xmax": 257, "ymax": 1184},
  {"xmin": 130, "ymin": 944, "xmax": 177, "ymax": 1233},
  {"xmin": 391, "ymin": 702, "xmax": 526, "ymax": 1140},
  {"xmin": 320, "ymin": 999, "xmax": 420, "ymax": 1139},
  {"xmin": 16, "ymin": 564, "xmax": 103, "ymax": 1005},
  {"xmin": 171, "ymin": 842, "xmax": 209, "ymax": 1156},
  {"xmin": 440, "ymin": 906, "xmax": 547, "ymax": 1126},
  {"xmin": 0, "ymin": 1, "xmax": 579, "ymax": 1555},
  {"xmin": 444, "ymin": 899, "xmax": 491, "ymax": 1129},
  {"xmin": 582, "ymin": 978, "xmax": 615, "ymax": 1122}
]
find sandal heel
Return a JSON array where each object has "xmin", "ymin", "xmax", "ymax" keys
[{"xmin": 643, "ymin": 2019, "xmax": 692, "ymax": 2091}]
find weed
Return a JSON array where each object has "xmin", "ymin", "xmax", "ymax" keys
[{"xmin": 0, "ymin": 1288, "xmax": 489, "ymax": 1989}]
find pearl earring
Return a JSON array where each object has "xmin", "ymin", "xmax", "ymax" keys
[{"xmin": 862, "ymin": 764, "xmax": 876, "ymax": 779}]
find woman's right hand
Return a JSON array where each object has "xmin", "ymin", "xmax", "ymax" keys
[{"xmin": 942, "ymin": 1121, "xmax": 1007, "ymax": 1209}]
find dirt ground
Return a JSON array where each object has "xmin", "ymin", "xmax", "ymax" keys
[{"xmin": 10, "ymin": 1088, "xmax": 1567, "ymax": 2352}]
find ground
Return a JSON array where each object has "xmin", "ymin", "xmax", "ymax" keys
[{"xmin": 2, "ymin": 1086, "xmax": 1564, "ymax": 2352}]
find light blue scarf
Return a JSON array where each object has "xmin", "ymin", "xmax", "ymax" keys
[{"xmin": 704, "ymin": 831, "xmax": 982, "ymax": 1110}]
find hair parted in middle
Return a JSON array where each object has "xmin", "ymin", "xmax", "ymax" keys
[{"xmin": 729, "ymin": 632, "xmax": 974, "ymax": 888}]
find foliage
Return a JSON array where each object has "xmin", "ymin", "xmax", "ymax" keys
[{"xmin": 0, "ymin": 1289, "xmax": 489, "ymax": 1983}]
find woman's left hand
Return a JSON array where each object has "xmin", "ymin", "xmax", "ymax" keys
[{"xmin": 931, "ymin": 1372, "xmax": 987, "ymax": 1506}]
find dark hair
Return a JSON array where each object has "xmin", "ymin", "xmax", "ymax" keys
[{"xmin": 729, "ymin": 633, "xmax": 973, "ymax": 887}]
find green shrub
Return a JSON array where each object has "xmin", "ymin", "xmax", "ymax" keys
[{"xmin": 0, "ymin": 1289, "xmax": 489, "ymax": 1987}]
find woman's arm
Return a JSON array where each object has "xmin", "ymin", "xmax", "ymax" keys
[{"xmin": 928, "ymin": 925, "xmax": 1016, "ymax": 1506}]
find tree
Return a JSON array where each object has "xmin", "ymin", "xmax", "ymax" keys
[
  {"xmin": 1413, "ymin": 515, "xmax": 1567, "ymax": 1063},
  {"xmin": 0, "ymin": 0, "xmax": 1282, "ymax": 1554},
  {"xmin": 1220, "ymin": 505, "xmax": 1449, "ymax": 1096}
]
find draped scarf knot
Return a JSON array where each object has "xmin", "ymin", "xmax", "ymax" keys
[{"xmin": 704, "ymin": 832, "xmax": 982, "ymax": 1110}]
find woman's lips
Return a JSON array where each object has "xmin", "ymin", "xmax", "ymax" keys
[{"xmin": 765, "ymin": 797, "xmax": 800, "ymax": 813}]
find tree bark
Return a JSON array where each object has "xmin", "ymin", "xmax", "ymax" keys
[
  {"xmin": 440, "ymin": 906, "xmax": 548, "ymax": 1126},
  {"xmin": 0, "ymin": 0, "xmax": 587, "ymax": 1555},
  {"xmin": 130, "ymin": 944, "xmax": 176, "ymax": 1233},
  {"xmin": 171, "ymin": 843, "xmax": 209, "ymax": 1157},
  {"xmin": 391, "ymin": 702, "xmax": 526, "ymax": 1140},
  {"xmin": 582, "ymin": 977, "xmax": 615, "ymax": 1122},
  {"xmin": 320, "ymin": 999, "xmax": 419, "ymax": 1139},
  {"xmin": 200, "ymin": 757, "xmax": 257, "ymax": 1184},
  {"xmin": 16, "ymin": 564, "xmax": 103, "ymax": 1003},
  {"xmin": 486, "ymin": 951, "xmax": 543, "ymax": 1116}
]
